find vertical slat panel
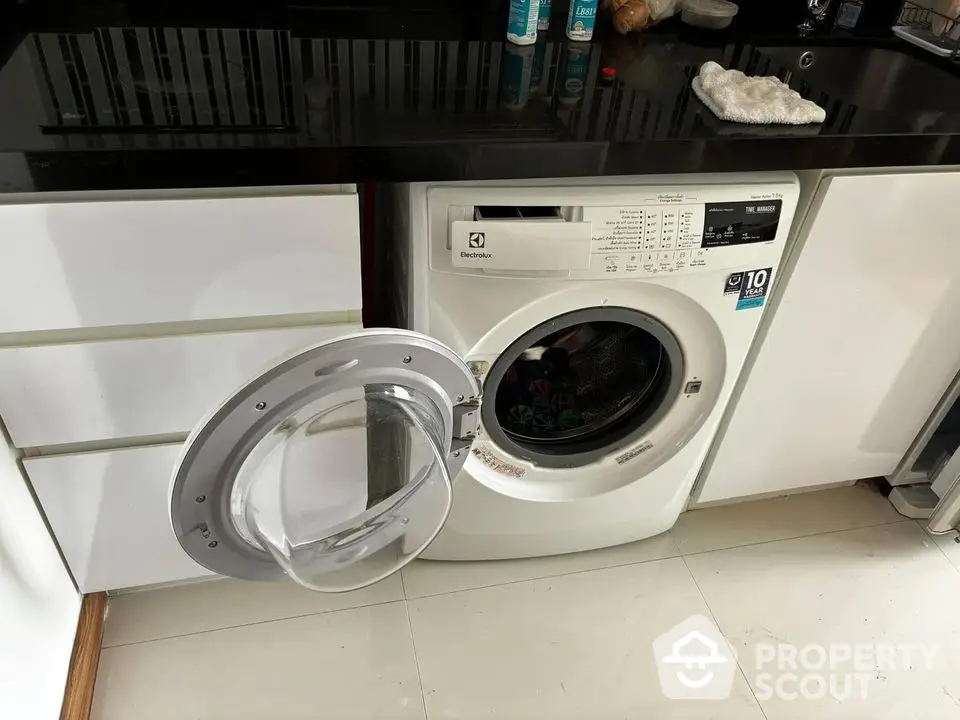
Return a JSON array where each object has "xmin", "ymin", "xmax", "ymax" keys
[{"xmin": 257, "ymin": 31, "xmax": 282, "ymax": 124}]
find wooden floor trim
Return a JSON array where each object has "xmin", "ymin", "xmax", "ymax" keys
[{"xmin": 60, "ymin": 592, "xmax": 108, "ymax": 720}]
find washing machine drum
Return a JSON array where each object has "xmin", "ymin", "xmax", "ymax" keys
[
  {"xmin": 480, "ymin": 308, "xmax": 686, "ymax": 469},
  {"xmin": 169, "ymin": 330, "xmax": 479, "ymax": 593},
  {"xmin": 496, "ymin": 322, "xmax": 667, "ymax": 445}
]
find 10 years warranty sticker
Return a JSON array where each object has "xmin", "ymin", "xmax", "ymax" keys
[{"xmin": 727, "ymin": 267, "xmax": 772, "ymax": 310}]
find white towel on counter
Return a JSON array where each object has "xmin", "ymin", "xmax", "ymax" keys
[{"xmin": 692, "ymin": 61, "xmax": 826, "ymax": 125}]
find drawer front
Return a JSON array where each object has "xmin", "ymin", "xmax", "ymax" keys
[
  {"xmin": 0, "ymin": 191, "xmax": 361, "ymax": 333},
  {"xmin": 26, "ymin": 444, "xmax": 212, "ymax": 593},
  {"xmin": 0, "ymin": 323, "xmax": 362, "ymax": 448}
]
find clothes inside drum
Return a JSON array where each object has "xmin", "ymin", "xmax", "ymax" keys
[{"xmin": 493, "ymin": 322, "xmax": 668, "ymax": 445}]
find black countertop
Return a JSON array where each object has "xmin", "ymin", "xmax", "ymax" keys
[{"xmin": 1, "ymin": 0, "xmax": 959, "ymax": 191}]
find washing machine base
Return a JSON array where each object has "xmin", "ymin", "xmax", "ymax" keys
[{"xmin": 420, "ymin": 494, "xmax": 686, "ymax": 561}]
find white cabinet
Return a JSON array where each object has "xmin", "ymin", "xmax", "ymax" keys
[
  {"xmin": 1, "ymin": 186, "xmax": 365, "ymax": 592},
  {"xmin": 0, "ymin": 323, "xmax": 361, "ymax": 447},
  {"xmin": 0, "ymin": 191, "xmax": 361, "ymax": 333},
  {"xmin": 697, "ymin": 171, "xmax": 960, "ymax": 503},
  {"xmin": 26, "ymin": 445, "xmax": 213, "ymax": 593},
  {"xmin": 0, "ymin": 438, "xmax": 79, "ymax": 719}
]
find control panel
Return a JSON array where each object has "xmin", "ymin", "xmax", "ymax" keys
[
  {"xmin": 581, "ymin": 200, "xmax": 783, "ymax": 278},
  {"xmin": 436, "ymin": 182, "xmax": 793, "ymax": 279}
]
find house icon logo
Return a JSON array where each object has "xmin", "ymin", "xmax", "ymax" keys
[
  {"xmin": 468, "ymin": 232, "xmax": 485, "ymax": 248},
  {"xmin": 653, "ymin": 614, "xmax": 737, "ymax": 699}
]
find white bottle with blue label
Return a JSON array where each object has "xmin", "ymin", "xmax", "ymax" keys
[
  {"xmin": 508, "ymin": 0, "xmax": 540, "ymax": 45},
  {"xmin": 538, "ymin": 0, "xmax": 552, "ymax": 30},
  {"xmin": 566, "ymin": 0, "xmax": 598, "ymax": 41}
]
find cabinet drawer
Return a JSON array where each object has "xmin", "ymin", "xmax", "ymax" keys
[
  {"xmin": 0, "ymin": 191, "xmax": 361, "ymax": 333},
  {"xmin": 26, "ymin": 444, "xmax": 212, "ymax": 593},
  {"xmin": 0, "ymin": 323, "xmax": 362, "ymax": 448}
]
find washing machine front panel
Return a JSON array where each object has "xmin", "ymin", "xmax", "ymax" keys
[
  {"xmin": 169, "ymin": 329, "xmax": 479, "ymax": 592},
  {"xmin": 458, "ymin": 281, "xmax": 727, "ymax": 502}
]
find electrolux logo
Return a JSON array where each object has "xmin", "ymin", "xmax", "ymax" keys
[{"xmin": 464, "ymin": 231, "xmax": 492, "ymax": 259}]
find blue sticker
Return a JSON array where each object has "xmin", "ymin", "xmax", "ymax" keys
[{"xmin": 736, "ymin": 296, "xmax": 766, "ymax": 311}]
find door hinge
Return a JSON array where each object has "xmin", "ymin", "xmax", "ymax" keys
[{"xmin": 451, "ymin": 400, "xmax": 480, "ymax": 454}]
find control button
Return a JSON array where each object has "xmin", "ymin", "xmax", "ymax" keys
[
  {"xmin": 643, "ymin": 251, "xmax": 657, "ymax": 264},
  {"xmin": 658, "ymin": 251, "xmax": 676, "ymax": 264},
  {"xmin": 684, "ymin": 380, "xmax": 702, "ymax": 395}
]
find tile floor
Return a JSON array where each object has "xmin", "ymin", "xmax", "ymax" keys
[{"xmin": 91, "ymin": 484, "xmax": 960, "ymax": 719}]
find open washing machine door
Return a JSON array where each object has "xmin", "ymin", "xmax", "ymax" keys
[{"xmin": 169, "ymin": 329, "xmax": 479, "ymax": 593}]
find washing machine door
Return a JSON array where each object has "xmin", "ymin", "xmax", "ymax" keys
[{"xmin": 169, "ymin": 329, "xmax": 480, "ymax": 593}]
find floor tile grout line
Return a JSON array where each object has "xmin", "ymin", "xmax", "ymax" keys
[
  {"xmin": 102, "ymin": 596, "xmax": 407, "ymax": 649},
  {"xmin": 677, "ymin": 551, "xmax": 770, "ymax": 720},
  {"xmin": 934, "ymin": 544, "xmax": 960, "ymax": 575},
  {"xmin": 400, "ymin": 574, "xmax": 430, "ymax": 720},
  {"xmin": 404, "ymin": 552, "xmax": 680, "ymax": 601},
  {"xmin": 405, "ymin": 518, "xmax": 910, "ymax": 602},
  {"xmin": 104, "ymin": 511, "xmax": 911, "ymax": 647},
  {"xmin": 914, "ymin": 519, "xmax": 960, "ymax": 576},
  {"xmin": 665, "ymin": 528, "xmax": 682, "ymax": 556},
  {"xmin": 674, "ymin": 517, "xmax": 911, "ymax": 559}
]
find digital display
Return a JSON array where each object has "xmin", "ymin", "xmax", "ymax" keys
[{"xmin": 701, "ymin": 200, "xmax": 782, "ymax": 248}]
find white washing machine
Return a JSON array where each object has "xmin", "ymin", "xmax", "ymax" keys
[{"xmin": 169, "ymin": 173, "xmax": 799, "ymax": 592}]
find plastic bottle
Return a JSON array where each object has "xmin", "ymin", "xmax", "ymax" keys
[
  {"xmin": 530, "ymin": 37, "xmax": 548, "ymax": 93},
  {"xmin": 538, "ymin": 0, "xmax": 552, "ymax": 30},
  {"xmin": 566, "ymin": 0, "xmax": 599, "ymax": 41},
  {"xmin": 557, "ymin": 42, "xmax": 592, "ymax": 107},
  {"xmin": 501, "ymin": 43, "xmax": 536, "ymax": 111},
  {"xmin": 508, "ymin": 0, "xmax": 540, "ymax": 46}
]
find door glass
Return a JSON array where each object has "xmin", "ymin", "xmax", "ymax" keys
[{"xmin": 229, "ymin": 384, "xmax": 452, "ymax": 592}]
